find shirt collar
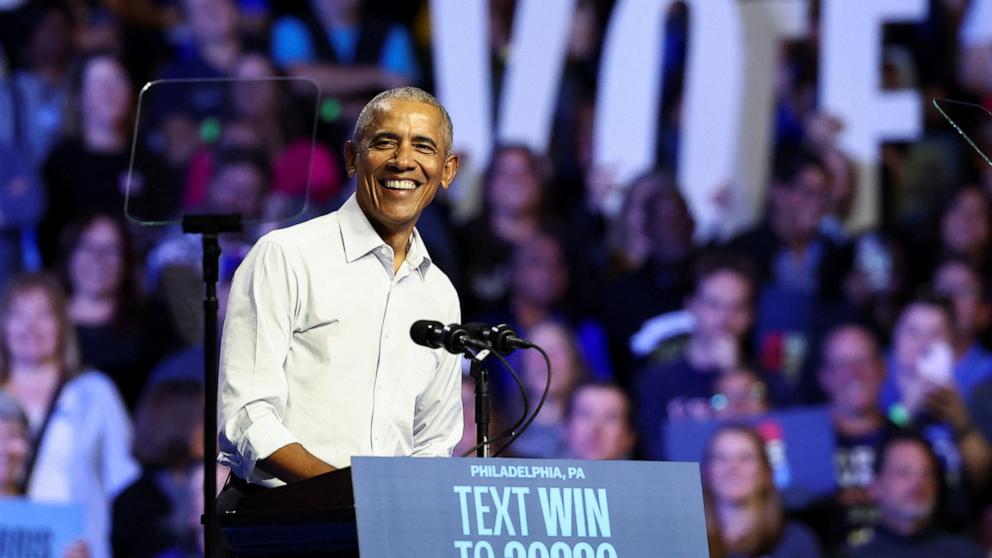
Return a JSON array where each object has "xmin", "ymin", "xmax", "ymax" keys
[{"xmin": 338, "ymin": 194, "xmax": 433, "ymax": 277}]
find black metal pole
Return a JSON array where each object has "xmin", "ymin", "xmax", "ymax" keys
[
  {"xmin": 201, "ymin": 231, "xmax": 220, "ymax": 557},
  {"xmin": 471, "ymin": 357, "xmax": 490, "ymax": 458},
  {"xmin": 183, "ymin": 213, "xmax": 242, "ymax": 558}
]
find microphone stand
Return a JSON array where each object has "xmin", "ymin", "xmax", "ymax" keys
[
  {"xmin": 466, "ymin": 346, "xmax": 493, "ymax": 458},
  {"xmin": 182, "ymin": 213, "xmax": 243, "ymax": 558}
]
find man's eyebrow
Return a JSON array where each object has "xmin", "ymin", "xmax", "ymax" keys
[
  {"xmin": 412, "ymin": 134, "xmax": 439, "ymax": 149},
  {"xmin": 367, "ymin": 131, "xmax": 400, "ymax": 143}
]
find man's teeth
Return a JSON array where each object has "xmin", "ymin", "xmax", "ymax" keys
[{"xmin": 382, "ymin": 179, "xmax": 418, "ymax": 190}]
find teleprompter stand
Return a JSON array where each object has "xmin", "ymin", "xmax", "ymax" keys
[{"xmin": 182, "ymin": 213, "xmax": 243, "ymax": 558}]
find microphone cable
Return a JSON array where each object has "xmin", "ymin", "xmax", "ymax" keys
[
  {"xmin": 459, "ymin": 348, "xmax": 530, "ymax": 458},
  {"xmin": 493, "ymin": 343, "xmax": 550, "ymax": 457}
]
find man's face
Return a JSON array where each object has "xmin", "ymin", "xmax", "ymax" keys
[
  {"xmin": 565, "ymin": 387, "xmax": 634, "ymax": 461},
  {"xmin": 820, "ymin": 328, "xmax": 885, "ymax": 415},
  {"xmin": 893, "ymin": 304, "xmax": 953, "ymax": 373},
  {"xmin": 687, "ymin": 270, "xmax": 753, "ymax": 342},
  {"xmin": 345, "ymin": 99, "xmax": 458, "ymax": 238},
  {"xmin": 872, "ymin": 441, "xmax": 938, "ymax": 530}
]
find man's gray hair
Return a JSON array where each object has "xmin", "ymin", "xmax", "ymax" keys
[{"xmin": 352, "ymin": 87, "xmax": 454, "ymax": 155}]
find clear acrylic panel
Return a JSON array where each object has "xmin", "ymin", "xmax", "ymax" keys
[
  {"xmin": 125, "ymin": 77, "xmax": 321, "ymax": 225},
  {"xmin": 933, "ymin": 98, "xmax": 992, "ymax": 167}
]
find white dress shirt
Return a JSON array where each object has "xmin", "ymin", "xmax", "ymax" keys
[
  {"xmin": 218, "ymin": 194, "xmax": 463, "ymax": 486},
  {"xmin": 28, "ymin": 370, "xmax": 139, "ymax": 558}
]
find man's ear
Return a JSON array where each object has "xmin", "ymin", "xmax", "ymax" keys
[
  {"xmin": 343, "ymin": 141, "xmax": 358, "ymax": 177},
  {"xmin": 440, "ymin": 153, "xmax": 460, "ymax": 189}
]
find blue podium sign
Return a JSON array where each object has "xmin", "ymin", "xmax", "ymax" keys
[
  {"xmin": 352, "ymin": 457, "xmax": 709, "ymax": 558},
  {"xmin": 0, "ymin": 498, "xmax": 84, "ymax": 557}
]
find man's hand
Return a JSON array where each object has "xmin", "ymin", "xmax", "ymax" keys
[{"xmin": 258, "ymin": 443, "xmax": 336, "ymax": 483}]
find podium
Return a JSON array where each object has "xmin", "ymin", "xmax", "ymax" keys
[
  {"xmin": 218, "ymin": 468, "xmax": 359, "ymax": 557},
  {"xmin": 219, "ymin": 457, "xmax": 710, "ymax": 557}
]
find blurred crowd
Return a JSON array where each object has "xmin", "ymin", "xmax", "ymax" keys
[{"xmin": 0, "ymin": 0, "xmax": 991, "ymax": 557}]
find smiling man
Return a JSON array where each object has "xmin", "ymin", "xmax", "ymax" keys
[{"xmin": 217, "ymin": 87, "xmax": 462, "ymax": 495}]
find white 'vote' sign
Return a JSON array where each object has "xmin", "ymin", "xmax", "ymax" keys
[{"xmin": 431, "ymin": 0, "xmax": 928, "ymax": 236}]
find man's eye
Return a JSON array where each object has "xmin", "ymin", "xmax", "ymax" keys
[
  {"xmin": 415, "ymin": 144, "xmax": 436, "ymax": 154},
  {"xmin": 371, "ymin": 140, "xmax": 395, "ymax": 149}
]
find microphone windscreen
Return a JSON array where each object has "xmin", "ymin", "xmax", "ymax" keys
[{"xmin": 410, "ymin": 319, "xmax": 444, "ymax": 348}]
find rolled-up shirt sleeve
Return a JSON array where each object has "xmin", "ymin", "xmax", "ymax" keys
[{"xmin": 218, "ymin": 240, "xmax": 301, "ymax": 480}]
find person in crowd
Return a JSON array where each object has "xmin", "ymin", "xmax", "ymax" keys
[
  {"xmin": 510, "ymin": 320, "xmax": 589, "ymax": 458},
  {"xmin": 40, "ymin": 50, "xmax": 172, "ymax": 261},
  {"xmin": 149, "ymin": 0, "xmax": 246, "ymax": 182},
  {"xmin": 0, "ymin": 390, "xmax": 90, "ymax": 558},
  {"xmin": 269, "ymin": 0, "xmax": 419, "ymax": 129},
  {"xmin": 635, "ymin": 252, "xmax": 772, "ymax": 460},
  {"xmin": 482, "ymin": 231, "xmax": 611, "ymax": 380},
  {"xmin": 112, "ymin": 380, "xmax": 204, "ymax": 558},
  {"xmin": 803, "ymin": 112, "xmax": 857, "ymax": 243},
  {"xmin": 603, "ymin": 170, "xmax": 696, "ymax": 380},
  {"xmin": 144, "ymin": 146, "xmax": 272, "ymax": 366},
  {"xmin": 710, "ymin": 367, "xmax": 771, "ymax": 421},
  {"xmin": 0, "ymin": 2, "xmax": 73, "ymax": 168},
  {"xmin": 932, "ymin": 257, "xmax": 992, "ymax": 398},
  {"xmin": 562, "ymin": 381, "xmax": 635, "ymax": 461},
  {"xmin": 727, "ymin": 146, "xmax": 853, "ymax": 403},
  {"xmin": 457, "ymin": 144, "xmax": 552, "ymax": 318},
  {"xmin": 813, "ymin": 324, "xmax": 905, "ymax": 549},
  {"xmin": 0, "ymin": 272, "xmax": 137, "ymax": 558},
  {"xmin": 56, "ymin": 213, "xmax": 175, "ymax": 410},
  {"xmin": 181, "ymin": 53, "xmax": 343, "ymax": 216},
  {"xmin": 842, "ymin": 229, "xmax": 908, "ymax": 337},
  {"xmin": 920, "ymin": 186, "xmax": 992, "ymax": 286},
  {"xmin": 147, "ymin": 146, "xmax": 271, "ymax": 280},
  {"xmin": 603, "ymin": 170, "xmax": 669, "ymax": 275},
  {"xmin": 161, "ymin": 0, "xmax": 242, "ymax": 85},
  {"xmin": 702, "ymin": 425, "xmax": 823, "ymax": 558},
  {"xmin": 881, "ymin": 293, "xmax": 992, "ymax": 527},
  {"xmin": 843, "ymin": 434, "xmax": 985, "ymax": 558}
]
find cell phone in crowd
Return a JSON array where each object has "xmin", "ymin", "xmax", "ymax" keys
[{"xmin": 916, "ymin": 341, "xmax": 954, "ymax": 386}]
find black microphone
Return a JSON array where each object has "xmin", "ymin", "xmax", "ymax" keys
[
  {"xmin": 410, "ymin": 320, "xmax": 481, "ymax": 354},
  {"xmin": 411, "ymin": 320, "xmax": 535, "ymax": 355},
  {"xmin": 464, "ymin": 323, "xmax": 534, "ymax": 354}
]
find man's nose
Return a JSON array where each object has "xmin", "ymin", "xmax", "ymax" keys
[{"xmin": 389, "ymin": 142, "xmax": 416, "ymax": 169}]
